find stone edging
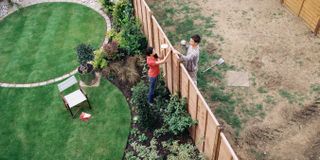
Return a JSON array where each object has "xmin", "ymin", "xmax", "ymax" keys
[
  {"xmin": 0, "ymin": 69, "xmax": 78, "ymax": 88},
  {"xmin": 0, "ymin": 0, "xmax": 111, "ymax": 88}
]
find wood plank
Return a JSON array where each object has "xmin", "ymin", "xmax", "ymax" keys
[
  {"xmin": 152, "ymin": 17, "xmax": 160, "ymax": 53},
  {"xmin": 133, "ymin": 0, "xmax": 138, "ymax": 18},
  {"xmin": 180, "ymin": 65, "xmax": 189, "ymax": 98},
  {"xmin": 284, "ymin": 0, "xmax": 304, "ymax": 15},
  {"xmin": 172, "ymin": 54, "xmax": 180, "ymax": 93},
  {"xmin": 195, "ymin": 99, "xmax": 208, "ymax": 152},
  {"xmin": 204, "ymin": 117, "xmax": 220, "ymax": 160},
  {"xmin": 217, "ymin": 133, "xmax": 239, "ymax": 160},
  {"xmin": 188, "ymin": 83, "xmax": 198, "ymax": 139},
  {"xmin": 315, "ymin": 16, "xmax": 320, "ymax": 35},
  {"xmin": 146, "ymin": 9, "xmax": 153, "ymax": 46},
  {"xmin": 141, "ymin": 4, "xmax": 148, "ymax": 36},
  {"xmin": 137, "ymin": 0, "xmax": 143, "ymax": 24}
]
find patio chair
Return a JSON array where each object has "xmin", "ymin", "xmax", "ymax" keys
[{"xmin": 57, "ymin": 75, "xmax": 92, "ymax": 118}]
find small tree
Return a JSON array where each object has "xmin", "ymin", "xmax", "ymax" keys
[{"xmin": 76, "ymin": 43, "xmax": 94, "ymax": 65}]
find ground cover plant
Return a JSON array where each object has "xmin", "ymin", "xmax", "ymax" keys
[
  {"xmin": 0, "ymin": 79, "xmax": 130, "ymax": 159},
  {"xmin": 0, "ymin": 3, "xmax": 106, "ymax": 83}
]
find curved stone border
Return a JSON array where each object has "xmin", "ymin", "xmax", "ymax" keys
[
  {"xmin": 0, "ymin": 0, "xmax": 111, "ymax": 88},
  {"xmin": 0, "ymin": 69, "xmax": 78, "ymax": 88}
]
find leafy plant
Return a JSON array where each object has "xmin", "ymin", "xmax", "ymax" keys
[
  {"xmin": 131, "ymin": 81, "xmax": 159, "ymax": 130},
  {"xmin": 112, "ymin": 0, "xmax": 133, "ymax": 30},
  {"xmin": 163, "ymin": 95, "xmax": 197, "ymax": 135},
  {"xmin": 100, "ymin": 0, "xmax": 114, "ymax": 15},
  {"xmin": 103, "ymin": 40, "xmax": 119, "ymax": 60},
  {"xmin": 138, "ymin": 133, "xmax": 148, "ymax": 143},
  {"xmin": 129, "ymin": 138, "xmax": 159, "ymax": 159},
  {"xmin": 130, "ymin": 128, "xmax": 140, "ymax": 138},
  {"xmin": 76, "ymin": 43, "xmax": 94, "ymax": 65},
  {"xmin": 118, "ymin": 19, "xmax": 147, "ymax": 55},
  {"xmin": 162, "ymin": 141, "xmax": 205, "ymax": 160},
  {"xmin": 92, "ymin": 49, "xmax": 108, "ymax": 70},
  {"xmin": 153, "ymin": 127, "xmax": 167, "ymax": 138}
]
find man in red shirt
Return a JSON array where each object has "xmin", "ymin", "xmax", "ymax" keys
[{"xmin": 146, "ymin": 47, "xmax": 170, "ymax": 104}]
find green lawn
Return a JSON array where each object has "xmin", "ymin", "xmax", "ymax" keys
[
  {"xmin": 0, "ymin": 3, "xmax": 106, "ymax": 83},
  {"xmin": 0, "ymin": 79, "xmax": 131, "ymax": 160}
]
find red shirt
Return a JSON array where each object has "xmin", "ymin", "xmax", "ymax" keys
[{"xmin": 147, "ymin": 56, "xmax": 160, "ymax": 77}]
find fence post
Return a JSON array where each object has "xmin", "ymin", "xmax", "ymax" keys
[
  {"xmin": 315, "ymin": 16, "xmax": 320, "ymax": 36},
  {"xmin": 147, "ymin": 11, "xmax": 154, "ymax": 47},
  {"xmin": 213, "ymin": 126, "xmax": 223, "ymax": 160},
  {"xmin": 298, "ymin": 0, "xmax": 306, "ymax": 16}
]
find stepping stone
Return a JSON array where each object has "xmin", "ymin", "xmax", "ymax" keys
[{"xmin": 226, "ymin": 71, "xmax": 250, "ymax": 87}]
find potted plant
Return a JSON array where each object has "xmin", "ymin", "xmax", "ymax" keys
[{"xmin": 76, "ymin": 43, "xmax": 96, "ymax": 85}]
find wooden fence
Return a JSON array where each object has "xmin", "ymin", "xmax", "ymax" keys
[
  {"xmin": 132, "ymin": 0, "xmax": 238, "ymax": 159},
  {"xmin": 281, "ymin": 0, "xmax": 320, "ymax": 35}
]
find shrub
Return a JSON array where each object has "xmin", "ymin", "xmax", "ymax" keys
[
  {"xmin": 92, "ymin": 49, "xmax": 108, "ymax": 70},
  {"xmin": 162, "ymin": 141, "xmax": 205, "ymax": 160},
  {"xmin": 126, "ymin": 57, "xmax": 140, "ymax": 84},
  {"xmin": 76, "ymin": 43, "xmax": 94, "ymax": 65},
  {"xmin": 163, "ymin": 95, "xmax": 197, "ymax": 135},
  {"xmin": 103, "ymin": 41, "xmax": 119, "ymax": 60},
  {"xmin": 112, "ymin": 0, "xmax": 133, "ymax": 30},
  {"xmin": 131, "ymin": 81, "xmax": 159, "ymax": 130},
  {"xmin": 108, "ymin": 58, "xmax": 140, "ymax": 84},
  {"xmin": 118, "ymin": 19, "xmax": 148, "ymax": 55},
  {"xmin": 107, "ymin": 20, "xmax": 147, "ymax": 56},
  {"xmin": 100, "ymin": 0, "xmax": 114, "ymax": 15},
  {"xmin": 129, "ymin": 138, "xmax": 160, "ymax": 159}
]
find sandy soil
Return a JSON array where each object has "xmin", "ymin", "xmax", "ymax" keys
[
  {"xmin": 147, "ymin": 0, "xmax": 320, "ymax": 159},
  {"xmin": 195, "ymin": 0, "xmax": 320, "ymax": 159}
]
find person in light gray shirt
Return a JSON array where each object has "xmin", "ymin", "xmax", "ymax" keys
[{"xmin": 174, "ymin": 34, "xmax": 201, "ymax": 85}]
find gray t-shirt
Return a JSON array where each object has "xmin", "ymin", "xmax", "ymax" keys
[{"xmin": 180, "ymin": 45, "xmax": 200, "ymax": 72}]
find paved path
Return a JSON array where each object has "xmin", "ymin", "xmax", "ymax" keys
[{"xmin": 0, "ymin": 0, "xmax": 111, "ymax": 88}]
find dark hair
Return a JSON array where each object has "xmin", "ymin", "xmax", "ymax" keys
[
  {"xmin": 146, "ymin": 47, "xmax": 153, "ymax": 56},
  {"xmin": 191, "ymin": 34, "xmax": 201, "ymax": 44}
]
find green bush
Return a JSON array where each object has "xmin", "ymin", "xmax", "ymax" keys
[
  {"xmin": 76, "ymin": 43, "xmax": 94, "ymax": 65},
  {"xmin": 112, "ymin": 0, "xmax": 133, "ymax": 30},
  {"xmin": 92, "ymin": 49, "xmax": 108, "ymax": 70},
  {"xmin": 100, "ymin": 0, "xmax": 114, "ymax": 15},
  {"xmin": 106, "ymin": 0, "xmax": 147, "ymax": 57},
  {"xmin": 162, "ymin": 141, "xmax": 205, "ymax": 160},
  {"xmin": 131, "ymin": 81, "xmax": 159, "ymax": 130},
  {"xmin": 163, "ymin": 95, "xmax": 197, "ymax": 135},
  {"xmin": 110, "ymin": 19, "xmax": 147, "ymax": 56}
]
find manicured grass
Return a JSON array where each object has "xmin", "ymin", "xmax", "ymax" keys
[
  {"xmin": 0, "ymin": 79, "xmax": 131, "ymax": 160},
  {"xmin": 0, "ymin": 3, "xmax": 106, "ymax": 83}
]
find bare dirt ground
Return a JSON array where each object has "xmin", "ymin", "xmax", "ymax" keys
[
  {"xmin": 147, "ymin": 0, "xmax": 320, "ymax": 159},
  {"xmin": 195, "ymin": 0, "xmax": 320, "ymax": 159}
]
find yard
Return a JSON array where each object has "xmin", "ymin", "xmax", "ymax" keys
[
  {"xmin": 0, "ymin": 3, "xmax": 105, "ymax": 83},
  {"xmin": 1, "ymin": 0, "xmax": 319, "ymax": 159},
  {"xmin": 0, "ymin": 2, "xmax": 130, "ymax": 159},
  {"xmin": 147, "ymin": 0, "xmax": 320, "ymax": 159},
  {"xmin": 0, "ymin": 0, "xmax": 206, "ymax": 159}
]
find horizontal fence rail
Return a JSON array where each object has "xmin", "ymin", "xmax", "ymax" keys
[
  {"xmin": 133, "ymin": 0, "xmax": 239, "ymax": 159},
  {"xmin": 281, "ymin": 0, "xmax": 320, "ymax": 35}
]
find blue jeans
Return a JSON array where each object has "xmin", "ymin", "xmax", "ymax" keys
[{"xmin": 147, "ymin": 76, "xmax": 158, "ymax": 104}]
